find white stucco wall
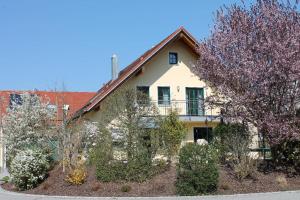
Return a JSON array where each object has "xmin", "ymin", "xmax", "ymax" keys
[
  {"xmin": 84, "ymin": 38, "xmax": 221, "ymax": 143},
  {"xmin": 125, "ymin": 39, "xmax": 219, "ymax": 116}
]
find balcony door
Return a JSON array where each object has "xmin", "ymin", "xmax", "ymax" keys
[{"xmin": 186, "ymin": 88, "xmax": 204, "ymax": 116}]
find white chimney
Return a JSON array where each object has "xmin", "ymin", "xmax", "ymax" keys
[{"xmin": 111, "ymin": 54, "xmax": 118, "ymax": 80}]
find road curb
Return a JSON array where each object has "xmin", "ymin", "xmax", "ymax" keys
[{"xmin": 1, "ymin": 185, "xmax": 300, "ymax": 199}]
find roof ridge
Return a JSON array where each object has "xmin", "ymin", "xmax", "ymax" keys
[
  {"xmin": 0, "ymin": 90, "xmax": 96, "ymax": 93},
  {"xmin": 72, "ymin": 26, "xmax": 199, "ymax": 119}
]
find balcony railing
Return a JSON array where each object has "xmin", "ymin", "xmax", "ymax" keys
[{"xmin": 141, "ymin": 100, "xmax": 217, "ymax": 117}]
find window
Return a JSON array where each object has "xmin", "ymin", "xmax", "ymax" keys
[
  {"xmin": 158, "ymin": 87, "xmax": 170, "ymax": 105},
  {"xmin": 186, "ymin": 88, "xmax": 204, "ymax": 116},
  {"xmin": 9, "ymin": 93, "xmax": 40, "ymax": 109},
  {"xmin": 137, "ymin": 86, "xmax": 149, "ymax": 104},
  {"xmin": 9, "ymin": 94, "xmax": 23, "ymax": 108},
  {"xmin": 169, "ymin": 52, "xmax": 178, "ymax": 64},
  {"xmin": 194, "ymin": 127, "xmax": 213, "ymax": 143},
  {"xmin": 47, "ymin": 104, "xmax": 58, "ymax": 112}
]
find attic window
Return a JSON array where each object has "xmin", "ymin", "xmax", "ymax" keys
[{"xmin": 169, "ymin": 52, "xmax": 178, "ymax": 64}]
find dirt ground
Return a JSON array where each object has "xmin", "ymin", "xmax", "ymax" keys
[{"xmin": 3, "ymin": 164, "xmax": 300, "ymax": 197}]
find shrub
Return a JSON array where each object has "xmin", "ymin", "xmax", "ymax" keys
[
  {"xmin": 234, "ymin": 156, "xmax": 257, "ymax": 180},
  {"xmin": 3, "ymin": 93, "xmax": 55, "ymax": 169},
  {"xmin": 121, "ymin": 184, "xmax": 132, "ymax": 192},
  {"xmin": 10, "ymin": 149, "xmax": 50, "ymax": 190},
  {"xmin": 176, "ymin": 143, "xmax": 219, "ymax": 196},
  {"xmin": 160, "ymin": 111, "xmax": 187, "ymax": 162},
  {"xmin": 276, "ymin": 175, "xmax": 288, "ymax": 189},
  {"xmin": 271, "ymin": 140, "xmax": 300, "ymax": 174},
  {"xmin": 96, "ymin": 156, "xmax": 157, "ymax": 182},
  {"xmin": 65, "ymin": 168, "xmax": 86, "ymax": 185},
  {"xmin": 214, "ymin": 123, "xmax": 257, "ymax": 180},
  {"xmin": 96, "ymin": 161, "xmax": 125, "ymax": 182},
  {"xmin": 65, "ymin": 156, "xmax": 87, "ymax": 185},
  {"xmin": 125, "ymin": 155, "xmax": 153, "ymax": 182},
  {"xmin": 213, "ymin": 123, "xmax": 251, "ymax": 164},
  {"xmin": 94, "ymin": 130, "xmax": 165, "ymax": 182},
  {"xmin": 0, "ymin": 176, "xmax": 10, "ymax": 184}
]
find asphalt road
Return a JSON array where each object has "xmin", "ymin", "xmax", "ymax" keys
[{"xmin": 0, "ymin": 187, "xmax": 300, "ymax": 200}]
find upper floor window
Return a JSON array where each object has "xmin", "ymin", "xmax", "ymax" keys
[
  {"xmin": 47, "ymin": 104, "xmax": 58, "ymax": 113},
  {"xmin": 9, "ymin": 94, "xmax": 22, "ymax": 108},
  {"xmin": 169, "ymin": 52, "xmax": 178, "ymax": 64},
  {"xmin": 137, "ymin": 86, "xmax": 149, "ymax": 104},
  {"xmin": 9, "ymin": 93, "xmax": 40, "ymax": 109},
  {"xmin": 158, "ymin": 87, "xmax": 170, "ymax": 105}
]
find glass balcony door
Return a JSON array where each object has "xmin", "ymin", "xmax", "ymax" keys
[{"xmin": 186, "ymin": 88, "xmax": 204, "ymax": 116}]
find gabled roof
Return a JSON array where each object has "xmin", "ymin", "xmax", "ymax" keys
[
  {"xmin": 73, "ymin": 26, "xmax": 199, "ymax": 119},
  {"xmin": 0, "ymin": 90, "xmax": 96, "ymax": 121}
]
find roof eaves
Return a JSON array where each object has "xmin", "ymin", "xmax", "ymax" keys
[
  {"xmin": 72, "ymin": 27, "xmax": 199, "ymax": 118},
  {"xmin": 85, "ymin": 28, "xmax": 184, "ymax": 112}
]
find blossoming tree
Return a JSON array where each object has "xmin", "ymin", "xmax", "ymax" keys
[
  {"xmin": 3, "ymin": 93, "xmax": 56, "ymax": 165},
  {"xmin": 193, "ymin": 0, "xmax": 300, "ymax": 162}
]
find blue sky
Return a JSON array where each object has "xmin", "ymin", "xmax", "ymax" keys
[{"xmin": 0, "ymin": 0, "xmax": 247, "ymax": 92}]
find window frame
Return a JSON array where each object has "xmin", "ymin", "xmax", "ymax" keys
[
  {"xmin": 169, "ymin": 52, "xmax": 178, "ymax": 64},
  {"xmin": 186, "ymin": 87, "xmax": 205, "ymax": 116},
  {"xmin": 9, "ymin": 93, "xmax": 23, "ymax": 109},
  {"xmin": 158, "ymin": 86, "xmax": 171, "ymax": 105}
]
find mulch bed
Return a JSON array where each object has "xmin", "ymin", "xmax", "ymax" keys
[
  {"xmin": 2, "ymin": 164, "xmax": 300, "ymax": 197},
  {"xmin": 218, "ymin": 165, "xmax": 300, "ymax": 195},
  {"xmin": 2, "ymin": 165, "xmax": 177, "ymax": 197}
]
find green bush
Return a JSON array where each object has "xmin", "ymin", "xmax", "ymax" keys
[
  {"xmin": 234, "ymin": 156, "xmax": 257, "ymax": 180},
  {"xmin": 213, "ymin": 123, "xmax": 257, "ymax": 179},
  {"xmin": 10, "ymin": 149, "xmax": 50, "ymax": 190},
  {"xmin": 94, "ymin": 126, "xmax": 167, "ymax": 182},
  {"xmin": 160, "ymin": 110, "xmax": 187, "ymax": 161},
  {"xmin": 0, "ymin": 176, "xmax": 10, "ymax": 184},
  {"xmin": 271, "ymin": 140, "xmax": 300, "ymax": 174},
  {"xmin": 96, "ymin": 155, "xmax": 162, "ymax": 182},
  {"xmin": 213, "ymin": 123, "xmax": 251, "ymax": 163},
  {"xmin": 176, "ymin": 143, "xmax": 219, "ymax": 196},
  {"xmin": 96, "ymin": 161, "xmax": 125, "ymax": 182}
]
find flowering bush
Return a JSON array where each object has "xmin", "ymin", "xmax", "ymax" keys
[
  {"xmin": 81, "ymin": 121, "xmax": 99, "ymax": 151},
  {"xmin": 65, "ymin": 155, "xmax": 87, "ymax": 185},
  {"xmin": 65, "ymin": 167, "xmax": 86, "ymax": 185},
  {"xmin": 3, "ymin": 93, "xmax": 55, "ymax": 166},
  {"xmin": 10, "ymin": 149, "xmax": 50, "ymax": 190},
  {"xmin": 176, "ymin": 143, "xmax": 219, "ymax": 195}
]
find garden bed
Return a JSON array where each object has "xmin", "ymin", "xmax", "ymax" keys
[
  {"xmin": 2, "ymin": 164, "xmax": 300, "ymax": 196},
  {"xmin": 2, "ymin": 165, "xmax": 176, "ymax": 197}
]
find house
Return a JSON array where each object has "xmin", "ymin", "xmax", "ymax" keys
[
  {"xmin": 73, "ymin": 27, "xmax": 221, "ymax": 145},
  {"xmin": 0, "ymin": 90, "xmax": 96, "ymax": 172}
]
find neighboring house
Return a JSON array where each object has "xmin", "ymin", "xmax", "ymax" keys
[
  {"xmin": 0, "ymin": 90, "xmax": 96, "ymax": 172},
  {"xmin": 73, "ymin": 26, "xmax": 221, "ymax": 145}
]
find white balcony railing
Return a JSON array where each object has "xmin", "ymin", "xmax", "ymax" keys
[{"xmin": 142, "ymin": 100, "xmax": 217, "ymax": 117}]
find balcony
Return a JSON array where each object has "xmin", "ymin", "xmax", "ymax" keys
[{"xmin": 144, "ymin": 100, "xmax": 220, "ymax": 122}]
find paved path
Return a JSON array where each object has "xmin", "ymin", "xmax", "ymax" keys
[{"xmin": 0, "ymin": 187, "xmax": 300, "ymax": 200}]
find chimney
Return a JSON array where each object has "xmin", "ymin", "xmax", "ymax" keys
[{"xmin": 111, "ymin": 54, "xmax": 118, "ymax": 80}]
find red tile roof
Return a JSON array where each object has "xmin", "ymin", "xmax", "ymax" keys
[
  {"xmin": 0, "ymin": 90, "xmax": 96, "ymax": 121},
  {"xmin": 73, "ymin": 26, "xmax": 199, "ymax": 119}
]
